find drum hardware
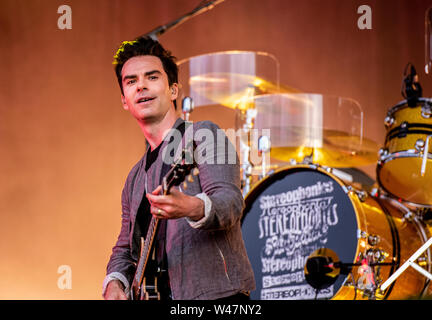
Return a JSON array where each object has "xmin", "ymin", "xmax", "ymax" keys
[
  {"xmin": 357, "ymin": 231, "xmax": 383, "ymax": 250},
  {"xmin": 398, "ymin": 121, "xmax": 408, "ymax": 138},
  {"xmin": 345, "ymin": 185, "xmax": 367, "ymax": 202},
  {"xmin": 415, "ymin": 138, "xmax": 426, "ymax": 151},
  {"xmin": 380, "ymin": 236, "xmax": 432, "ymax": 293},
  {"xmin": 378, "ymin": 147, "xmax": 388, "ymax": 160},
  {"xmin": 242, "ymin": 165, "xmax": 432, "ymax": 300},
  {"xmin": 304, "ymin": 248, "xmax": 396, "ymax": 300},
  {"xmin": 239, "ymin": 107, "xmax": 258, "ymax": 197},
  {"xmin": 377, "ymin": 194, "xmax": 432, "ymax": 298},
  {"xmin": 257, "ymin": 134, "xmax": 271, "ymax": 179},
  {"xmin": 325, "ymin": 168, "xmax": 355, "ymax": 185},
  {"xmin": 401, "ymin": 63, "xmax": 422, "ymax": 108},
  {"xmin": 383, "ymin": 195, "xmax": 432, "ymax": 267},
  {"xmin": 421, "ymin": 134, "xmax": 432, "ymax": 176},
  {"xmin": 366, "ymin": 248, "xmax": 389, "ymax": 263},
  {"xmin": 181, "ymin": 96, "xmax": 194, "ymax": 121},
  {"xmin": 366, "ymin": 234, "xmax": 380, "ymax": 246},
  {"xmin": 416, "ymin": 207, "xmax": 432, "ymax": 221},
  {"xmin": 421, "ymin": 102, "xmax": 432, "ymax": 118},
  {"xmin": 384, "ymin": 115, "xmax": 395, "ymax": 128}
]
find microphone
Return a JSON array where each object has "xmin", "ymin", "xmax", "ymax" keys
[
  {"xmin": 304, "ymin": 248, "xmax": 341, "ymax": 291},
  {"xmin": 402, "ymin": 63, "xmax": 423, "ymax": 107},
  {"xmin": 182, "ymin": 96, "xmax": 194, "ymax": 121},
  {"xmin": 304, "ymin": 248, "xmax": 396, "ymax": 292}
]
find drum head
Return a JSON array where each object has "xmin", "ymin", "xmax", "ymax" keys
[{"xmin": 242, "ymin": 166, "xmax": 359, "ymax": 300}]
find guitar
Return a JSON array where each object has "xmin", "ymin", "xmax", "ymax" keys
[{"xmin": 130, "ymin": 148, "xmax": 198, "ymax": 300}]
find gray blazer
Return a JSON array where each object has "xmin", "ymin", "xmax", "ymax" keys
[{"xmin": 104, "ymin": 118, "xmax": 256, "ymax": 300}]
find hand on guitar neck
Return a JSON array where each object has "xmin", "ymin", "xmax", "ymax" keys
[{"xmin": 146, "ymin": 184, "xmax": 204, "ymax": 222}]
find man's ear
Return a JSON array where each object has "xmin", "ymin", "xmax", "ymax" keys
[
  {"xmin": 170, "ymin": 83, "xmax": 179, "ymax": 101},
  {"xmin": 121, "ymin": 95, "xmax": 128, "ymax": 110}
]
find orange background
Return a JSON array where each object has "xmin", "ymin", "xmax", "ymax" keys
[{"xmin": 1, "ymin": 0, "xmax": 431, "ymax": 299}]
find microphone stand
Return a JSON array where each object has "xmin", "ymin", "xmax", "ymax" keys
[
  {"xmin": 327, "ymin": 261, "xmax": 394, "ymax": 271},
  {"xmin": 139, "ymin": 0, "xmax": 227, "ymax": 40}
]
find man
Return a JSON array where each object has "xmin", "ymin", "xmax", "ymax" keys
[{"xmin": 102, "ymin": 37, "xmax": 255, "ymax": 300}]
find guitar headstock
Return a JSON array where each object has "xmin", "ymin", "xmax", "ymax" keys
[{"xmin": 162, "ymin": 142, "xmax": 199, "ymax": 194}]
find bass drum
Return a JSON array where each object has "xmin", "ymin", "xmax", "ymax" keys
[{"xmin": 241, "ymin": 165, "xmax": 431, "ymax": 300}]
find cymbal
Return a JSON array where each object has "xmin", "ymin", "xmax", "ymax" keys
[
  {"xmin": 188, "ymin": 72, "xmax": 300, "ymax": 109},
  {"xmin": 268, "ymin": 130, "xmax": 380, "ymax": 167}
]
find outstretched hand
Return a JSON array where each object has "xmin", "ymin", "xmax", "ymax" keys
[{"xmin": 146, "ymin": 185, "xmax": 204, "ymax": 221}]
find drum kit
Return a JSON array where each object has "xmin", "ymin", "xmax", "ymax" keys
[{"xmin": 176, "ymin": 51, "xmax": 432, "ymax": 300}]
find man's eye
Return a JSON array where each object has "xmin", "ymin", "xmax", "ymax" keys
[
  {"xmin": 126, "ymin": 79, "xmax": 136, "ymax": 85},
  {"xmin": 149, "ymin": 76, "xmax": 158, "ymax": 80}
]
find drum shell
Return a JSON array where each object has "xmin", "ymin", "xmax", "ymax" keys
[
  {"xmin": 377, "ymin": 99, "xmax": 432, "ymax": 206},
  {"xmin": 333, "ymin": 195, "xmax": 430, "ymax": 300},
  {"xmin": 242, "ymin": 165, "xmax": 430, "ymax": 300}
]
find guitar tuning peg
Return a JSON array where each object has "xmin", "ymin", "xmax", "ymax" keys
[
  {"xmin": 183, "ymin": 181, "xmax": 188, "ymax": 190},
  {"xmin": 187, "ymin": 174, "xmax": 194, "ymax": 183},
  {"xmin": 193, "ymin": 168, "xmax": 200, "ymax": 176}
]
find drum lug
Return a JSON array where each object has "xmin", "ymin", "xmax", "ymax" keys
[
  {"xmin": 417, "ymin": 255, "xmax": 429, "ymax": 267},
  {"xmin": 357, "ymin": 231, "xmax": 381, "ymax": 246},
  {"xmin": 378, "ymin": 148, "xmax": 389, "ymax": 161},
  {"xmin": 357, "ymin": 190, "xmax": 367, "ymax": 202},
  {"xmin": 370, "ymin": 187, "xmax": 379, "ymax": 197},
  {"xmin": 421, "ymin": 103, "xmax": 432, "ymax": 118},
  {"xmin": 357, "ymin": 229, "xmax": 368, "ymax": 240},
  {"xmin": 301, "ymin": 155, "xmax": 314, "ymax": 165},
  {"xmin": 367, "ymin": 235, "xmax": 381, "ymax": 246},
  {"xmin": 384, "ymin": 115, "xmax": 395, "ymax": 128},
  {"xmin": 366, "ymin": 248, "xmax": 388, "ymax": 262},
  {"xmin": 347, "ymin": 186, "xmax": 367, "ymax": 202},
  {"xmin": 415, "ymin": 139, "xmax": 425, "ymax": 152}
]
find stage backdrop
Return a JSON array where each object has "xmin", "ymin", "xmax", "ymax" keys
[{"xmin": 0, "ymin": 0, "xmax": 431, "ymax": 299}]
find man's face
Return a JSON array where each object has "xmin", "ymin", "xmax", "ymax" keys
[{"xmin": 120, "ymin": 55, "xmax": 178, "ymax": 123}]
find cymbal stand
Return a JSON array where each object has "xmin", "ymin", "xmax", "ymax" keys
[
  {"xmin": 240, "ymin": 108, "xmax": 257, "ymax": 197},
  {"xmin": 380, "ymin": 236, "xmax": 432, "ymax": 293},
  {"xmin": 181, "ymin": 96, "xmax": 194, "ymax": 121},
  {"xmin": 257, "ymin": 135, "xmax": 271, "ymax": 180}
]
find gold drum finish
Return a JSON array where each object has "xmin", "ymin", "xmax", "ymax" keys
[
  {"xmin": 377, "ymin": 98, "xmax": 432, "ymax": 207},
  {"xmin": 241, "ymin": 165, "xmax": 430, "ymax": 300}
]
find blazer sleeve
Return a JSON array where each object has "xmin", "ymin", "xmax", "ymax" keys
[
  {"xmin": 191, "ymin": 121, "xmax": 245, "ymax": 231},
  {"xmin": 104, "ymin": 165, "xmax": 139, "ymax": 289}
]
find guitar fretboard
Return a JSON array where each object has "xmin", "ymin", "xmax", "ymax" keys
[{"xmin": 134, "ymin": 216, "xmax": 160, "ymax": 283}]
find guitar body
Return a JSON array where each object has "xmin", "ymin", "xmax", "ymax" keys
[
  {"xmin": 133, "ymin": 237, "xmax": 170, "ymax": 300},
  {"xmin": 130, "ymin": 219, "xmax": 169, "ymax": 300}
]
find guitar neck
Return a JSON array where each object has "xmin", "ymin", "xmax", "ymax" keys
[
  {"xmin": 131, "ymin": 147, "xmax": 197, "ymax": 300},
  {"xmin": 133, "ymin": 215, "xmax": 160, "ymax": 282},
  {"xmin": 131, "ymin": 185, "xmax": 169, "ymax": 299}
]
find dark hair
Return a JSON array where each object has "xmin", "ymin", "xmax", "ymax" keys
[{"xmin": 113, "ymin": 37, "xmax": 178, "ymax": 107}]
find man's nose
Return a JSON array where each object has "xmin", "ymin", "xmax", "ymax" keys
[{"xmin": 136, "ymin": 78, "xmax": 148, "ymax": 91}]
